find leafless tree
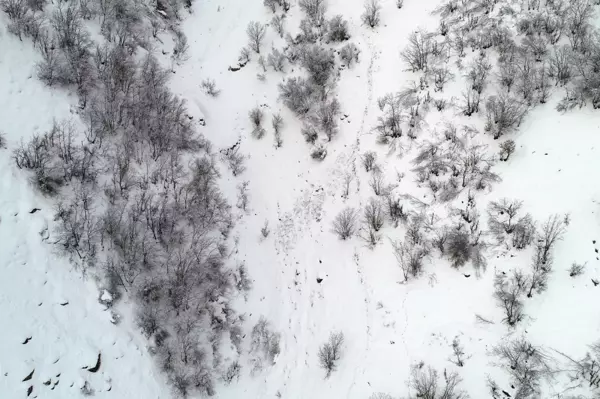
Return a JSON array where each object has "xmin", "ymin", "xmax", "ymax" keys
[
  {"xmin": 494, "ymin": 270, "xmax": 526, "ymax": 326},
  {"xmin": 249, "ymin": 107, "xmax": 266, "ymax": 139},
  {"xmin": 364, "ymin": 197, "xmax": 384, "ymax": 231},
  {"xmin": 332, "ymin": 207, "xmax": 358, "ymax": 239},
  {"xmin": 361, "ymin": 0, "xmax": 381, "ymax": 28},
  {"xmin": 247, "ymin": 21, "xmax": 266, "ymax": 54},
  {"xmin": 299, "ymin": 0, "xmax": 327, "ymax": 25},
  {"xmin": 409, "ymin": 365, "xmax": 468, "ymax": 399},
  {"xmin": 492, "ymin": 337, "xmax": 554, "ymax": 398},
  {"xmin": 549, "ymin": 46, "xmax": 572, "ymax": 86},
  {"xmin": 484, "ymin": 94, "xmax": 528, "ymax": 139},
  {"xmin": 391, "ymin": 239, "xmax": 430, "ymax": 280},
  {"xmin": 314, "ymin": 98, "xmax": 340, "ymax": 141},
  {"xmin": 271, "ymin": 15, "xmax": 285, "ymax": 38},
  {"xmin": 318, "ymin": 331, "xmax": 344, "ymax": 378},
  {"xmin": 268, "ymin": 48, "xmax": 286, "ymax": 72},
  {"xmin": 461, "ymin": 89, "xmax": 480, "ymax": 116},
  {"xmin": 499, "ymin": 139, "xmax": 516, "ymax": 161},
  {"xmin": 401, "ymin": 30, "xmax": 432, "ymax": 71},
  {"xmin": 201, "ymin": 78, "xmax": 220, "ymax": 97},
  {"xmin": 450, "ymin": 337, "xmax": 467, "ymax": 367},
  {"xmin": 362, "ymin": 151, "xmax": 377, "ymax": 172},
  {"xmin": 568, "ymin": 262, "xmax": 586, "ymax": 277},
  {"xmin": 272, "ymin": 113, "xmax": 284, "ymax": 148},
  {"xmin": 340, "ymin": 43, "xmax": 359, "ymax": 67},
  {"xmin": 328, "ymin": 14, "xmax": 350, "ymax": 41}
]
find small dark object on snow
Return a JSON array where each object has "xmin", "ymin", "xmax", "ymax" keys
[
  {"xmin": 59, "ymin": 301, "xmax": 69, "ymax": 306},
  {"xmin": 463, "ymin": 274, "xmax": 471, "ymax": 278},
  {"xmin": 27, "ymin": 386, "xmax": 33, "ymax": 397},
  {"xmin": 595, "ymin": 248, "xmax": 598, "ymax": 253},
  {"xmin": 319, "ymin": 259, "xmax": 322, "ymax": 264},
  {"xmin": 22, "ymin": 336, "xmax": 32, "ymax": 344},
  {"xmin": 29, "ymin": 208, "xmax": 41, "ymax": 214},
  {"xmin": 593, "ymin": 240, "xmax": 596, "ymax": 244},
  {"xmin": 502, "ymin": 390, "xmax": 511, "ymax": 397},
  {"xmin": 43, "ymin": 380, "xmax": 51, "ymax": 386},
  {"xmin": 22, "ymin": 369, "xmax": 34, "ymax": 382},
  {"xmin": 316, "ymin": 278, "xmax": 323, "ymax": 283},
  {"xmin": 88, "ymin": 353, "xmax": 101, "ymax": 373},
  {"xmin": 592, "ymin": 279, "xmax": 599, "ymax": 286}
]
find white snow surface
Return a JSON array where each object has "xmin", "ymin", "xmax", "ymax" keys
[
  {"xmin": 2, "ymin": 0, "xmax": 600, "ymax": 398},
  {"xmin": 0, "ymin": 20, "xmax": 170, "ymax": 399}
]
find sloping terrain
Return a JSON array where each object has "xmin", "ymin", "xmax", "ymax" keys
[{"xmin": 2, "ymin": 0, "xmax": 600, "ymax": 398}]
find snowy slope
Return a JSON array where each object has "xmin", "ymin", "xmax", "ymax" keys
[
  {"xmin": 167, "ymin": 0, "xmax": 600, "ymax": 398},
  {"xmin": 3, "ymin": 0, "xmax": 600, "ymax": 398},
  {"xmin": 0, "ymin": 21, "xmax": 170, "ymax": 399}
]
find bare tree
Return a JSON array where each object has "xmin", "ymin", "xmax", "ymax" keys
[
  {"xmin": 272, "ymin": 113, "xmax": 284, "ymax": 148},
  {"xmin": 318, "ymin": 331, "xmax": 344, "ymax": 378},
  {"xmin": 299, "ymin": 0, "xmax": 327, "ymax": 25},
  {"xmin": 314, "ymin": 98, "xmax": 340, "ymax": 141},
  {"xmin": 268, "ymin": 48, "xmax": 286, "ymax": 72},
  {"xmin": 391, "ymin": 239, "xmax": 430, "ymax": 280},
  {"xmin": 484, "ymin": 94, "xmax": 528, "ymax": 139},
  {"xmin": 492, "ymin": 337, "xmax": 554, "ymax": 398},
  {"xmin": 537, "ymin": 214, "xmax": 566, "ymax": 266},
  {"xmin": 364, "ymin": 197, "xmax": 385, "ymax": 231},
  {"xmin": 409, "ymin": 365, "xmax": 468, "ymax": 399},
  {"xmin": 328, "ymin": 14, "xmax": 350, "ymax": 41},
  {"xmin": 249, "ymin": 107, "xmax": 266, "ymax": 139},
  {"xmin": 201, "ymin": 78, "xmax": 220, "ymax": 97},
  {"xmin": 332, "ymin": 207, "xmax": 357, "ymax": 239},
  {"xmin": 271, "ymin": 14, "xmax": 285, "ymax": 37},
  {"xmin": 401, "ymin": 31, "xmax": 432, "ymax": 72},
  {"xmin": 450, "ymin": 337, "xmax": 466, "ymax": 367},
  {"xmin": 494, "ymin": 270, "xmax": 526, "ymax": 326},
  {"xmin": 361, "ymin": 0, "xmax": 381, "ymax": 29},
  {"xmin": 362, "ymin": 151, "xmax": 377, "ymax": 172},
  {"xmin": 498, "ymin": 139, "xmax": 515, "ymax": 161},
  {"xmin": 568, "ymin": 262, "xmax": 585, "ymax": 277},
  {"xmin": 247, "ymin": 21, "xmax": 266, "ymax": 54}
]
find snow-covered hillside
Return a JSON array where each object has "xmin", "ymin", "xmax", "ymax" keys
[
  {"xmin": 2, "ymin": 0, "xmax": 600, "ymax": 398},
  {"xmin": 0, "ymin": 19, "xmax": 170, "ymax": 398}
]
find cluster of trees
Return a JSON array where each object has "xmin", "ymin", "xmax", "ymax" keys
[
  {"xmin": 493, "ymin": 213, "xmax": 566, "ymax": 326},
  {"xmin": 411, "ymin": 127, "xmax": 500, "ymax": 201},
  {"xmin": 2, "ymin": 0, "xmax": 272, "ymax": 396},
  {"xmin": 255, "ymin": 0, "xmax": 364, "ymax": 158}
]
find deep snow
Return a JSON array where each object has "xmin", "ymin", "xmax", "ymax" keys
[{"xmin": 2, "ymin": 0, "xmax": 600, "ymax": 398}]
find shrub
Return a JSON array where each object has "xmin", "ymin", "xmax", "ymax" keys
[
  {"xmin": 361, "ymin": 0, "xmax": 381, "ymax": 28},
  {"xmin": 332, "ymin": 207, "xmax": 357, "ymax": 239},
  {"xmin": 362, "ymin": 151, "xmax": 377, "ymax": 172},
  {"xmin": 328, "ymin": 15, "xmax": 350, "ymax": 42},
  {"xmin": 201, "ymin": 78, "xmax": 220, "ymax": 96},
  {"xmin": 250, "ymin": 317, "xmax": 281, "ymax": 371},
  {"xmin": 401, "ymin": 31, "xmax": 432, "ymax": 71},
  {"xmin": 568, "ymin": 262, "xmax": 585, "ymax": 277},
  {"xmin": 499, "ymin": 139, "xmax": 516, "ymax": 161},
  {"xmin": 318, "ymin": 331, "xmax": 344, "ymax": 378},
  {"xmin": 484, "ymin": 94, "xmax": 528, "ymax": 139},
  {"xmin": 340, "ymin": 43, "xmax": 359, "ymax": 67},
  {"xmin": 247, "ymin": 21, "xmax": 266, "ymax": 54},
  {"xmin": 249, "ymin": 107, "xmax": 266, "ymax": 139},
  {"xmin": 363, "ymin": 197, "xmax": 384, "ymax": 232},
  {"xmin": 279, "ymin": 77, "xmax": 314, "ymax": 115}
]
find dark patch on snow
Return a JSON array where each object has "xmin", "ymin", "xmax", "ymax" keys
[
  {"xmin": 22, "ymin": 369, "xmax": 34, "ymax": 382},
  {"xmin": 29, "ymin": 208, "xmax": 41, "ymax": 214}
]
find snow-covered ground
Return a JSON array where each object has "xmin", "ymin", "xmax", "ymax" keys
[
  {"xmin": 0, "ymin": 21, "xmax": 170, "ymax": 399},
  {"xmin": 168, "ymin": 1, "xmax": 600, "ymax": 398},
  {"xmin": 2, "ymin": 0, "xmax": 600, "ymax": 398}
]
